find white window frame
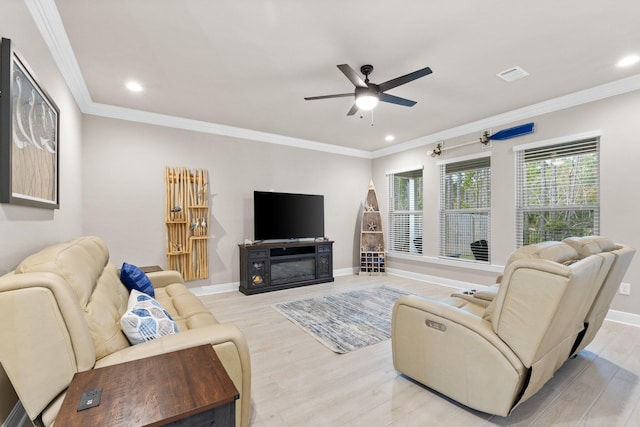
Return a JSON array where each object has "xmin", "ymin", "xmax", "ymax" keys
[
  {"xmin": 438, "ymin": 153, "xmax": 491, "ymax": 262},
  {"xmin": 514, "ymin": 131, "xmax": 600, "ymax": 247},
  {"xmin": 387, "ymin": 166, "xmax": 424, "ymax": 254}
]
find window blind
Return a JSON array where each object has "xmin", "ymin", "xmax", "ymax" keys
[
  {"xmin": 439, "ymin": 156, "xmax": 491, "ymax": 262},
  {"xmin": 388, "ymin": 169, "xmax": 423, "ymax": 254},
  {"xmin": 515, "ymin": 137, "xmax": 599, "ymax": 247}
]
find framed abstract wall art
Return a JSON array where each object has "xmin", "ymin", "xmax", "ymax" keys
[{"xmin": 1, "ymin": 37, "xmax": 59, "ymax": 209}]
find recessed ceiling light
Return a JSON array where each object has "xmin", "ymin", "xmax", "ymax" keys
[
  {"xmin": 385, "ymin": 135, "xmax": 395, "ymax": 142},
  {"xmin": 617, "ymin": 54, "xmax": 639, "ymax": 68},
  {"xmin": 125, "ymin": 81, "xmax": 143, "ymax": 92}
]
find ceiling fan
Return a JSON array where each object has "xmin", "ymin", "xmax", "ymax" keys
[{"xmin": 304, "ymin": 64, "xmax": 433, "ymax": 116}]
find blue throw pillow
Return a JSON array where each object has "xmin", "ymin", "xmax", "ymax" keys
[{"xmin": 120, "ymin": 262, "xmax": 155, "ymax": 297}]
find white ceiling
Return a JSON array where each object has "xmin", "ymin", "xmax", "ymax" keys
[{"xmin": 43, "ymin": 0, "xmax": 640, "ymax": 153}]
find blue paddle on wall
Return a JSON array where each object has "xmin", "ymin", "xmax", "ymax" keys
[
  {"xmin": 431, "ymin": 122, "xmax": 535, "ymax": 157},
  {"xmin": 480, "ymin": 122, "xmax": 534, "ymax": 143}
]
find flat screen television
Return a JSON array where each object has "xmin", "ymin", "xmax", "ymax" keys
[{"xmin": 254, "ymin": 191, "xmax": 324, "ymax": 241}]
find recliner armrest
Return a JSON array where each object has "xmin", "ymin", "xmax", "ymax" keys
[
  {"xmin": 473, "ymin": 284, "xmax": 500, "ymax": 301},
  {"xmin": 392, "ymin": 295, "xmax": 523, "ymax": 369},
  {"xmin": 0, "ymin": 273, "xmax": 96, "ymax": 421},
  {"xmin": 391, "ymin": 295, "xmax": 526, "ymax": 416},
  {"xmin": 95, "ymin": 323, "xmax": 247, "ymax": 366},
  {"xmin": 449, "ymin": 283, "xmax": 500, "ymax": 308},
  {"xmin": 146, "ymin": 270, "xmax": 185, "ymax": 288}
]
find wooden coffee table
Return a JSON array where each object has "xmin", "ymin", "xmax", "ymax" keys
[{"xmin": 55, "ymin": 345, "xmax": 239, "ymax": 426}]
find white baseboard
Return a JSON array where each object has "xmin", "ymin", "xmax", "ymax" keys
[
  {"xmin": 187, "ymin": 267, "xmax": 640, "ymax": 329},
  {"xmin": 190, "ymin": 282, "xmax": 239, "ymax": 296},
  {"xmin": 604, "ymin": 309, "xmax": 640, "ymax": 327},
  {"xmin": 334, "ymin": 267, "xmax": 358, "ymax": 276},
  {"xmin": 387, "ymin": 267, "xmax": 491, "ymax": 291}
]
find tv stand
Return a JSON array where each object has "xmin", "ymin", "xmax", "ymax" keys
[{"xmin": 239, "ymin": 240, "xmax": 334, "ymax": 295}]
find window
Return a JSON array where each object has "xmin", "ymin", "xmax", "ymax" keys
[
  {"xmin": 439, "ymin": 155, "xmax": 491, "ymax": 262},
  {"xmin": 388, "ymin": 168, "xmax": 423, "ymax": 254},
  {"xmin": 515, "ymin": 137, "xmax": 599, "ymax": 247}
]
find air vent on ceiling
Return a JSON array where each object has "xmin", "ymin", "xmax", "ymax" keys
[{"xmin": 497, "ymin": 66, "xmax": 529, "ymax": 82}]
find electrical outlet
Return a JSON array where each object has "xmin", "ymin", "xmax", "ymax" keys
[{"xmin": 619, "ymin": 282, "xmax": 631, "ymax": 296}]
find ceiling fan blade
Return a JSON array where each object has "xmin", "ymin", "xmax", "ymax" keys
[
  {"xmin": 304, "ymin": 93, "xmax": 354, "ymax": 101},
  {"xmin": 337, "ymin": 64, "xmax": 367, "ymax": 88},
  {"xmin": 377, "ymin": 66, "xmax": 432, "ymax": 93},
  {"xmin": 489, "ymin": 122, "xmax": 535, "ymax": 140},
  {"xmin": 379, "ymin": 92, "xmax": 417, "ymax": 107},
  {"xmin": 346, "ymin": 103, "xmax": 359, "ymax": 116}
]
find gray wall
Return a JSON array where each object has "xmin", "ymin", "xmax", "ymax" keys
[
  {"xmin": 373, "ymin": 89, "xmax": 640, "ymax": 314},
  {"xmin": 0, "ymin": 0, "xmax": 84, "ymax": 420},
  {"xmin": 2, "ymin": 0, "xmax": 640, "ymax": 422},
  {"xmin": 81, "ymin": 115, "xmax": 372, "ymax": 287}
]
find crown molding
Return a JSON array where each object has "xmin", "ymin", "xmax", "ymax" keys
[
  {"xmin": 372, "ymin": 74, "xmax": 640, "ymax": 158},
  {"xmin": 85, "ymin": 102, "xmax": 373, "ymax": 158},
  {"xmin": 25, "ymin": 0, "xmax": 92, "ymax": 109},
  {"xmin": 28, "ymin": 0, "xmax": 640, "ymax": 161}
]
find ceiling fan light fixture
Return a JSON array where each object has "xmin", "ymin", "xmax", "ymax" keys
[
  {"xmin": 304, "ymin": 63, "xmax": 431, "ymax": 116},
  {"xmin": 355, "ymin": 94, "xmax": 378, "ymax": 110},
  {"xmin": 354, "ymin": 86, "xmax": 379, "ymax": 110}
]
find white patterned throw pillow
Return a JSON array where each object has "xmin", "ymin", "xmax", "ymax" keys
[{"xmin": 121, "ymin": 290, "xmax": 179, "ymax": 345}]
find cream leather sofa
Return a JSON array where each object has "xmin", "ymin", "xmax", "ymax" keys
[
  {"xmin": 392, "ymin": 237, "xmax": 635, "ymax": 416},
  {"xmin": 0, "ymin": 236, "xmax": 251, "ymax": 427}
]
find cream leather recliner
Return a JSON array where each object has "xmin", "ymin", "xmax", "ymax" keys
[
  {"xmin": 392, "ymin": 246, "xmax": 606, "ymax": 416},
  {"xmin": 451, "ymin": 237, "xmax": 635, "ymax": 358},
  {"xmin": 561, "ymin": 237, "xmax": 636, "ymax": 356},
  {"xmin": 0, "ymin": 236, "xmax": 251, "ymax": 427}
]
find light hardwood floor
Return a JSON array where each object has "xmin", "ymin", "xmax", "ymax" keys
[{"xmin": 199, "ymin": 274, "xmax": 640, "ymax": 427}]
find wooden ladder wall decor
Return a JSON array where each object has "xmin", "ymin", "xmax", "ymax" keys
[{"xmin": 165, "ymin": 167, "xmax": 210, "ymax": 281}]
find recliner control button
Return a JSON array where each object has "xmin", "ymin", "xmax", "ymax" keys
[{"xmin": 425, "ymin": 319, "xmax": 446, "ymax": 332}]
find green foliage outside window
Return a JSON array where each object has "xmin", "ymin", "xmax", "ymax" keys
[
  {"xmin": 393, "ymin": 171, "xmax": 423, "ymax": 211},
  {"xmin": 440, "ymin": 157, "xmax": 491, "ymax": 261},
  {"xmin": 519, "ymin": 140, "xmax": 599, "ymax": 245},
  {"xmin": 389, "ymin": 170, "xmax": 423, "ymax": 254}
]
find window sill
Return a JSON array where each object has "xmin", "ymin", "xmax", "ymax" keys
[{"xmin": 386, "ymin": 251, "xmax": 503, "ymax": 273}]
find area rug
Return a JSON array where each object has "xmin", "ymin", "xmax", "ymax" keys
[{"xmin": 273, "ymin": 286, "xmax": 411, "ymax": 353}]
